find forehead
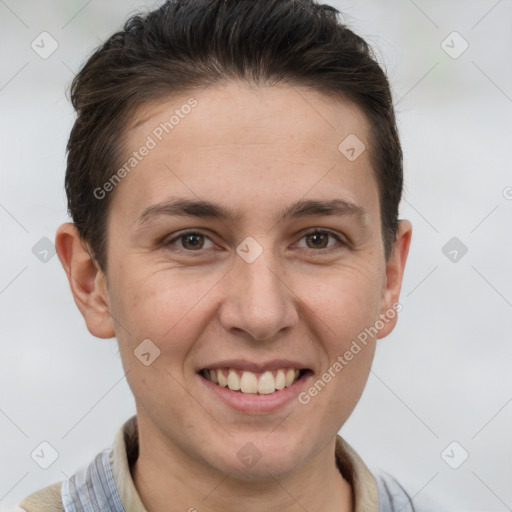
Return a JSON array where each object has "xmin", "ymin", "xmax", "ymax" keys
[
  {"xmin": 130, "ymin": 82, "xmax": 370, "ymax": 152},
  {"xmin": 111, "ymin": 81, "xmax": 378, "ymax": 226}
]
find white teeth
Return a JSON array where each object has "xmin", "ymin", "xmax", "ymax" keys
[
  {"xmin": 205, "ymin": 368, "xmax": 303, "ymax": 394},
  {"xmin": 275, "ymin": 369, "xmax": 286, "ymax": 390},
  {"xmin": 217, "ymin": 369, "xmax": 228, "ymax": 387},
  {"xmin": 240, "ymin": 371, "xmax": 258, "ymax": 393},
  {"xmin": 227, "ymin": 369, "xmax": 241, "ymax": 390},
  {"xmin": 285, "ymin": 368, "xmax": 296, "ymax": 387},
  {"xmin": 258, "ymin": 371, "xmax": 275, "ymax": 394}
]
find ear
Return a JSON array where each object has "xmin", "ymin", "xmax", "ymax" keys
[
  {"xmin": 377, "ymin": 219, "xmax": 412, "ymax": 339},
  {"xmin": 55, "ymin": 223, "xmax": 116, "ymax": 339}
]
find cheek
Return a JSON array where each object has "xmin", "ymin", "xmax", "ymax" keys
[
  {"xmin": 295, "ymin": 266, "xmax": 381, "ymax": 408},
  {"xmin": 109, "ymin": 270, "xmax": 220, "ymax": 415},
  {"xmin": 111, "ymin": 267, "xmax": 220, "ymax": 353},
  {"xmin": 298, "ymin": 264, "xmax": 383, "ymax": 344}
]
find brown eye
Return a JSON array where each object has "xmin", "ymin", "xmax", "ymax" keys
[
  {"xmin": 304, "ymin": 232, "xmax": 330, "ymax": 249},
  {"xmin": 165, "ymin": 230, "xmax": 215, "ymax": 253},
  {"xmin": 180, "ymin": 233, "xmax": 205, "ymax": 250},
  {"xmin": 296, "ymin": 230, "xmax": 344, "ymax": 251}
]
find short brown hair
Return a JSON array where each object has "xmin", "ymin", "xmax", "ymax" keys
[{"xmin": 66, "ymin": 0, "xmax": 403, "ymax": 272}]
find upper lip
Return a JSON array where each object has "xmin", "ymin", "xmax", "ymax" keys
[{"xmin": 199, "ymin": 359, "xmax": 311, "ymax": 372}]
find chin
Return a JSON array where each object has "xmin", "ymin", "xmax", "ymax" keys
[{"xmin": 205, "ymin": 433, "xmax": 308, "ymax": 481}]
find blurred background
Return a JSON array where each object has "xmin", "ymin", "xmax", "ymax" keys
[{"xmin": 1, "ymin": 1, "xmax": 511, "ymax": 510}]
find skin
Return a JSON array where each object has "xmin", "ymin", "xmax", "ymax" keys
[{"xmin": 56, "ymin": 81, "xmax": 412, "ymax": 512}]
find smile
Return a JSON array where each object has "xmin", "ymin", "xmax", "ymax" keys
[{"xmin": 201, "ymin": 368, "xmax": 307, "ymax": 395}]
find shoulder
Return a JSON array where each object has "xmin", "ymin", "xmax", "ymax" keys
[
  {"xmin": 373, "ymin": 471, "xmax": 417, "ymax": 512},
  {"xmin": 17, "ymin": 481, "xmax": 63, "ymax": 512},
  {"xmin": 373, "ymin": 471, "xmax": 447, "ymax": 512}
]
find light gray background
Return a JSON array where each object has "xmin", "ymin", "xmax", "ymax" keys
[{"xmin": 1, "ymin": 1, "xmax": 511, "ymax": 511}]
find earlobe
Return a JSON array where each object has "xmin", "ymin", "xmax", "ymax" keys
[
  {"xmin": 55, "ymin": 223, "xmax": 116, "ymax": 339},
  {"xmin": 377, "ymin": 219, "xmax": 412, "ymax": 339}
]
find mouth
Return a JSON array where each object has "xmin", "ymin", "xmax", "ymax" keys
[{"xmin": 200, "ymin": 367, "xmax": 310, "ymax": 395}]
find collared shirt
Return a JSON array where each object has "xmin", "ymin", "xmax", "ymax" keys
[{"xmin": 18, "ymin": 415, "xmax": 417, "ymax": 512}]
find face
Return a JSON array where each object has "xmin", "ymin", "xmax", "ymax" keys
[{"xmin": 60, "ymin": 81, "xmax": 411, "ymax": 480}]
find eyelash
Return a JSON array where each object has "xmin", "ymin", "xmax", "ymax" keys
[{"xmin": 163, "ymin": 228, "xmax": 347, "ymax": 256}]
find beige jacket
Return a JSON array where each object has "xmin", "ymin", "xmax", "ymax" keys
[{"xmin": 18, "ymin": 415, "xmax": 385, "ymax": 512}]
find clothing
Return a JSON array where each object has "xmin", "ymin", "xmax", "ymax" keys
[{"xmin": 18, "ymin": 415, "xmax": 417, "ymax": 512}]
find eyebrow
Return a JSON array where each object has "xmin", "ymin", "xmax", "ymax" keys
[{"xmin": 135, "ymin": 197, "xmax": 368, "ymax": 228}]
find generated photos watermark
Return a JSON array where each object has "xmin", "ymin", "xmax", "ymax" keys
[
  {"xmin": 93, "ymin": 97, "xmax": 198, "ymax": 200},
  {"xmin": 298, "ymin": 301, "xmax": 403, "ymax": 405}
]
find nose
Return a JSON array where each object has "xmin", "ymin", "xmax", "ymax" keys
[{"xmin": 218, "ymin": 245, "xmax": 299, "ymax": 342}]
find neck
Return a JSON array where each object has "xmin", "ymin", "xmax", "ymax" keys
[{"xmin": 131, "ymin": 423, "xmax": 353, "ymax": 512}]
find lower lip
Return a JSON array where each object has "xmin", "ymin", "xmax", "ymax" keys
[{"xmin": 199, "ymin": 371, "xmax": 312, "ymax": 414}]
